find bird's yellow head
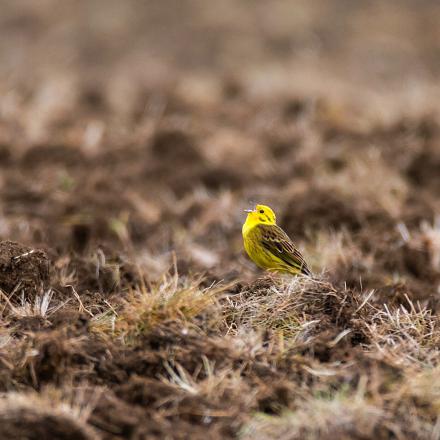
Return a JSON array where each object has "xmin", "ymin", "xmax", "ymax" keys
[{"xmin": 243, "ymin": 204, "xmax": 277, "ymax": 232}]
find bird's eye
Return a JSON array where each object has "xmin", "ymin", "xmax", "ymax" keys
[{"xmin": 259, "ymin": 209, "xmax": 264, "ymax": 214}]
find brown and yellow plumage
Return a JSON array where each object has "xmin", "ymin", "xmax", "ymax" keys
[{"xmin": 242, "ymin": 204, "xmax": 311, "ymax": 276}]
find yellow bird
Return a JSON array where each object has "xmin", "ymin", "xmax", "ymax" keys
[{"xmin": 242, "ymin": 204, "xmax": 311, "ymax": 276}]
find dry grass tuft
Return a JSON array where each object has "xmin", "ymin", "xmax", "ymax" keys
[
  {"xmin": 242, "ymin": 391, "xmax": 386, "ymax": 440},
  {"xmin": 367, "ymin": 297, "xmax": 440, "ymax": 367},
  {"xmin": 222, "ymin": 276, "xmax": 368, "ymax": 342},
  {"xmin": 116, "ymin": 272, "xmax": 226, "ymax": 340},
  {"xmin": 0, "ymin": 388, "xmax": 100, "ymax": 440}
]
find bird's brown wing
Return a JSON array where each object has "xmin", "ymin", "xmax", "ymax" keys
[{"xmin": 258, "ymin": 224, "xmax": 312, "ymax": 275}]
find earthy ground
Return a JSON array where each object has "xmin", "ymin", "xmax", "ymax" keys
[{"xmin": 1, "ymin": 1, "xmax": 440, "ymax": 439}]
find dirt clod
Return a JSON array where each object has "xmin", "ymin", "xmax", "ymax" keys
[
  {"xmin": 0, "ymin": 241, "xmax": 49, "ymax": 298},
  {"xmin": 0, "ymin": 395, "xmax": 98, "ymax": 440}
]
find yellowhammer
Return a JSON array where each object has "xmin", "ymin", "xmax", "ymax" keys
[{"xmin": 242, "ymin": 204, "xmax": 311, "ymax": 276}]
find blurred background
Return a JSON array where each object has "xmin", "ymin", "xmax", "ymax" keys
[
  {"xmin": 0, "ymin": 0, "xmax": 439, "ymax": 285},
  {"xmin": 2, "ymin": 1, "xmax": 440, "ymax": 106}
]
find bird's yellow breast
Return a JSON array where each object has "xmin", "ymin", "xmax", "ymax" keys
[{"xmin": 242, "ymin": 223, "xmax": 290, "ymax": 272}]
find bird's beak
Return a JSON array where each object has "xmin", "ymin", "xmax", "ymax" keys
[{"xmin": 244, "ymin": 209, "xmax": 255, "ymax": 213}]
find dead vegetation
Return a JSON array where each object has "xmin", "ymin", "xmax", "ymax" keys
[{"xmin": 0, "ymin": 0, "xmax": 440, "ymax": 438}]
